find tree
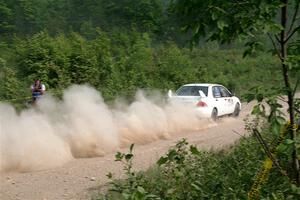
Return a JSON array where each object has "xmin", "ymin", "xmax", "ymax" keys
[
  {"xmin": 0, "ymin": 0, "xmax": 14, "ymax": 35},
  {"xmin": 13, "ymin": 0, "xmax": 39, "ymax": 35},
  {"xmin": 103, "ymin": 0, "xmax": 164, "ymax": 33},
  {"xmin": 15, "ymin": 31, "xmax": 71, "ymax": 88},
  {"xmin": 156, "ymin": 43, "xmax": 195, "ymax": 89},
  {"xmin": 68, "ymin": 33, "xmax": 100, "ymax": 87},
  {"xmin": 171, "ymin": 0, "xmax": 300, "ymax": 187},
  {"xmin": 0, "ymin": 58, "xmax": 22, "ymax": 100}
]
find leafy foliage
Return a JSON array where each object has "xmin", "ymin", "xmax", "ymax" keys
[
  {"xmin": 101, "ymin": 137, "xmax": 300, "ymax": 199},
  {"xmin": 0, "ymin": 0, "xmax": 14, "ymax": 35},
  {"xmin": 0, "ymin": 58, "xmax": 22, "ymax": 100},
  {"xmin": 0, "ymin": 27, "xmax": 284, "ymax": 105}
]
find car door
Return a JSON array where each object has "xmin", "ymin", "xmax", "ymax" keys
[
  {"xmin": 218, "ymin": 86, "xmax": 235, "ymax": 114},
  {"xmin": 212, "ymin": 86, "xmax": 226, "ymax": 115}
]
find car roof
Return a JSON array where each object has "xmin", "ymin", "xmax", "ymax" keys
[{"xmin": 182, "ymin": 83, "xmax": 222, "ymax": 87}]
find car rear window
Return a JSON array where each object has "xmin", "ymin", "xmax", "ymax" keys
[{"xmin": 176, "ymin": 86, "xmax": 208, "ymax": 96}]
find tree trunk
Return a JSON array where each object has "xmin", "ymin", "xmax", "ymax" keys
[{"xmin": 280, "ymin": 0, "xmax": 300, "ymax": 185}]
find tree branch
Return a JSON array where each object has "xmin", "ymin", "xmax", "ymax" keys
[
  {"xmin": 253, "ymin": 129, "xmax": 289, "ymax": 177},
  {"xmin": 285, "ymin": 25, "xmax": 300, "ymax": 43},
  {"xmin": 287, "ymin": 0, "xmax": 300, "ymax": 35},
  {"xmin": 267, "ymin": 33, "xmax": 282, "ymax": 60},
  {"xmin": 292, "ymin": 77, "xmax": 300, "ymax": 97},
  {"xmin": 232, "ymin": 130, "xmax": 245, "ymax": 138},
  {"xmin": 275, "ymin": 34, "xmax": 281, "ymax": 43},
  {"xmin": 277, "ymin": 95, "xmax": 288, "ymax": 103},
  {"xmin": 253, "ymin": 129, "xmax": 273, "ymax": 159}
]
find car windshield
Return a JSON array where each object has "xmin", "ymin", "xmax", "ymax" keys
[{"xmin": 176, "ymin": 86, "xmax": 208, "ymax": 96}]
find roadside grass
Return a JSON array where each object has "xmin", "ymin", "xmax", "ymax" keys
[{"xmin": 98, "ymin": 134, "xmax": 300, "ymax": 200}]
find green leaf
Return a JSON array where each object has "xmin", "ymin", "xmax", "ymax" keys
[
  {"xmin": 125, "ymin": 153, "xmax": 133, "ymax": 161},
  {"xmin": 276, "ymin": 143, "xmax": 288, "ymax": 155},
  {"xmin": 174, "ymin": 169, "xmax": 183, "ymax": 177},
  {"xmin": 115, "ymin": 152, "xmax": 124, "ymax": 161},
  {"xmin": 157, "ymin": 156, "xmax": 168, "ymax": 166},
  {"xmin": 167, "ymin": 149, "xmax": 177, "ymax": 160},
  {"xmin": 251, "ymin": 105, "xmax": 261, "ymax": 115},
  {"xmin": 285, "ymin": 139, "xmax": 294, "ymax": 145},
  {"xmin": 191, "ymin": 183, "xmax": 201, "ymax": 191},
  {"xmin": 271, "ymin": 120, "xmax": 281, "ymax": 135},
  {"xmin": 212, "ymin": 12, "xmax": 218, "ymax": 20},
  {"xmin": 190, "ymin": 145, "xmax": 201, "ymax": 155},
  {"xmin": 122, "ymin": 193, "xmax": 130, "ymax": 199},
  {"xmin": 243, "ymin": 93, "xmax": 255, "ymax": 102},
  {"xmin": 217, "ymin": 20, "xmax": 227, "ymax": 30},
  {"xmin": 253, "ymin": 92, "xmax": 264, "ymax": 102},
  {"xmin": 106, "ymin": 172, "xmax": 113, "ymax": 179},
  {"xmin": 166, "ymin": 188, "xmax": 175, "ymax": 194},
  {"xmin": 193, "ymin": 23, "xmax": 200, "ymax": 34},
  {"xmin": 137, "ymin": 186, "xmax": 145, "ymax": 194},
  {"xmin": 290, "ymin": 184, "xmax": 300, "ymax": 194},
  {"xmin": 268, "ymin": 23, "xmax": 283, "ymax": 34}
]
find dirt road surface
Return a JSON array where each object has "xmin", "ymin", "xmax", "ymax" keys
[{"xmin": 1, "ymin": 102, "xmax": 255, "ymax": 200}]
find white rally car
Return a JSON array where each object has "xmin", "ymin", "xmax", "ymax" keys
[{"xmin": 168, "ymin": 83, "xmax": 241, "ymax": 120}]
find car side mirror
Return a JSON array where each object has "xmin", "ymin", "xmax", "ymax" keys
[
  {"xmin": 199, "ymin": 90, "xmax": 206, "ymax": 98},
  {"xmin": 168, "ymin": 90, "xmax": 173, "ymax": 98}
]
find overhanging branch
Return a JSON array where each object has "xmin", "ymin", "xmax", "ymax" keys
[{"xmin": 287, "ymin": 0, "xmax": 300, "ymax": 35}]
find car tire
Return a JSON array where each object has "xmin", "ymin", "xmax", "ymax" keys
[
  {"xmin": 211, "ymin": 108, "xmax": 218, "ymax": 121},
  {"xmin": 232, "ymin": 103, "xmax": 240, "ymax": 117}
]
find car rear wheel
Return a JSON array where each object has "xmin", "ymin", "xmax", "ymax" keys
[
  {"xmin": 232, "ymin": 103, "xmax": 240, "ymax": 117},
  {"xmin": 211, "ymin": 108, "xmax": 218, "ymax": 121}
]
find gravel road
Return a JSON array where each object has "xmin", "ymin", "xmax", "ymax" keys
[{"xmin": 0, "ymin": 102, "xmax": 255, "ymax": 200}]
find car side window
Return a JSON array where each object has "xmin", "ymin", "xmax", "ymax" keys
[
  {"xmin": 213, "ymin": 86, "xmax": 221, "ymax": 98},
  {"xmin": 219, "ymin": 86, "xmax": 231, "ymax": 97}
]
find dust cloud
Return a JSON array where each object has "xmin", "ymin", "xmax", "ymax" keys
[{"xmin": 0, "ymin": 85, "xmax": 214, "ymax": 172}]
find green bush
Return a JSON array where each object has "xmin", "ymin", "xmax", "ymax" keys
[
  {"xmin": 0, "ymin": 30, "xmax": 281, "ymax": 106},
  {"xmin": 101, "ymin": 136, "xmax": 300, "ymax": 200}
]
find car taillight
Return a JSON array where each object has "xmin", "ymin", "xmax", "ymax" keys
[{"xmin": 196, "ymin": 101, "xmax": 207, "ymax": 107}]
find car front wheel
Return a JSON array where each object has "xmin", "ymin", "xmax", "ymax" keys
[{"xmin": 232, "ymin": 103, "xmax": 240, "ymax": 117}]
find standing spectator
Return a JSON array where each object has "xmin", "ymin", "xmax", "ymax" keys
[{"xmin": 31, "ymin": 79, "xmax": 46, "ymax": 104}]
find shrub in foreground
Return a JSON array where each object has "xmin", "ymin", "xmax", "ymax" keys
[{"xmin": 99, "ymin": 136, "xmax": 300, "ymax": 200}]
